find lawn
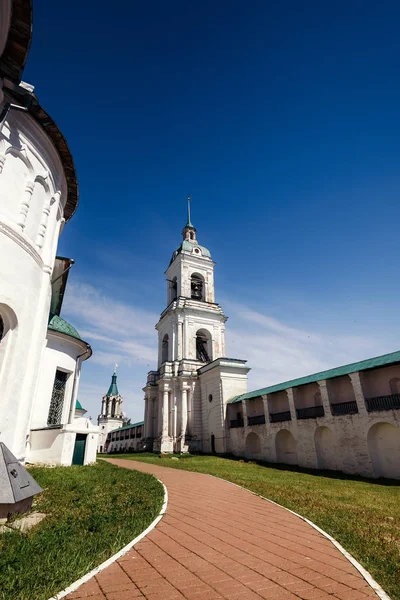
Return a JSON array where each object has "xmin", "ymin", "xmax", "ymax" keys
[
  {"xmin": 0, "ymin": 460, "xmax": 164, "ymax": 600},
  {"xmin": 108, "ymin": 453, "xmax": 400, "ymax": 600}
]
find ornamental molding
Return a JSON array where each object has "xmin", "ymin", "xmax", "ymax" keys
[{"xmin": 0, "ymin": 219, "xmax": 52, "ymax": 271}]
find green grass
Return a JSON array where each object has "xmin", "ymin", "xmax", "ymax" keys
[
  {"xmin": 108, "ymin": 453, "xmax": 400, "ymax": 600},
  {"xmin": 0, "ymin": 460, "xmax": 164, "ymax": 600}
]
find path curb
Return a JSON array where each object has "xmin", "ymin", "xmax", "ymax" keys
[{"xmin": 48, "ymin": 476, "xmax": 168, "ymax": 600}]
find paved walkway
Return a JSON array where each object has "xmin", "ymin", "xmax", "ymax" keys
[{"xmin": 67, "ymin": 459, "xmax": 379, "ymax": 600}]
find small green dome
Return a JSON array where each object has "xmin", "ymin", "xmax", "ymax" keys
[
  {"xmin": 48, "ymin": 314, "xmax": 81, "ymax": 340},
  {"xmin": 170, "ymin": 240, "xmax": 211, "ymax": 265}
]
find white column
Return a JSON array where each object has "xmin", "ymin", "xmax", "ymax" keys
[
  {"xmin": 162, "ymin": 388, "xmax": 169, "ymax": 439},
  {"xmin": 17, "ymin": 180, "xmax": 34, "ymax": 229},
  {"xmin": 158, "ymin": 390, "xmax": 163, "ymax": 436},
  {"xmin": 262, "ymin": 394, "xmax": 270, "ymax": 424},
  {"xmin": 286, "ymin": 388, "xmax": 297, "ymax": 422},
  {"xmin": 181, "ymin": 387, "xmax": 188, "ymax": 439},
  {"xmin": 349, "ymin": 372, "xmax": 368, "ymax": 416},
  {"xmin": 177, "ymin": 320, "xmax": 183, "ymax": 360},
  {"xmin": 318, "ymin": 380, "xmax": 332, "ymax": 416},
  {"xmin": 143, "ymin": 397, "xmax": 149, "ymax": 437},
  {"xmin": 241, "ymin": 399, "xmax": 248, "ymax": 427}
]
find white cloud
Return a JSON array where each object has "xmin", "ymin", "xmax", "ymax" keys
[{"xmin": 63, "ymin": 281, "xmax": 392, "ymax": 421}]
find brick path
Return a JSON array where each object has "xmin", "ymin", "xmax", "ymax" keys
[{"xmin": 67, "ymin": 459, "xmax": 380, "ymax": 600}]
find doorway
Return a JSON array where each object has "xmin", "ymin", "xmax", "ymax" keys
[{"xmin": 72, "ymin": 434, "xmax": 87, "ymax": 465}]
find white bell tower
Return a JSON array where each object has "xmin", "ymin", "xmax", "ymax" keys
[{"xmin": 143, "ymin": 197, "xmax": 249, "ymax": 454}]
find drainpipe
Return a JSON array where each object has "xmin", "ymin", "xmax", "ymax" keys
[{"xmin": 68, "ymin": 344, "xmax": 92, "ymax": 424}]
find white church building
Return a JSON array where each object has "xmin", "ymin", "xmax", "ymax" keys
[
  {"xmin": 143, "ymin": 200, "xmax": 400, "ymax": 479},
  {"xmin": 0, "ymin": 0, "xmax": 98, "ymax": 466}
]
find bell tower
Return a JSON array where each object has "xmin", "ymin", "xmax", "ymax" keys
[
  {"xmin": 143, "ymin": 197, "xmax": 249, "ymax": 454},
  {"xmin": 97, "ymin": 368, "xmax": 123, "ymax": 453}
]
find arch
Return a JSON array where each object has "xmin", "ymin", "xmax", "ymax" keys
[
  {"xmin": 169, "ymin": 277, "xmax": 177, "ymax": 303},
  {"xmin": 275, "ymin": 429, "xmax": 298, "ymax": 465},
  {"xmin": 196, "ymin": 328, "xmax": 212, "ymax": 362},
  {"xmin": 367, "ymin": 422, "xmax": 400, "ymax": 479},
  {"xmin": 245, "ymin": 432, "xmax": 261, "ymax": 459},
  {"xmin": 24, "ymin": 177, "xmax": 49, "ymax": 242},
  {"xmin": 0, "ymin": 303, "xmax": 18, "ymax": 382},
  {"xmin": 162, "ymin": 334, "xmax": 169, "ymax": 363},
  {"xmin": 191, "ymin": 272, "xmax": 205, "ymax": 301},
  {"xmin": 389, "ymin": 378, "xmax": 400, "ymax": 395},
  {"xmin": 314, "ymin": 426, "xmax": 338, "ymax": 471},
  {"xmin": 0, "ymin": 148, "xmax": 32, "ymax": 222}
]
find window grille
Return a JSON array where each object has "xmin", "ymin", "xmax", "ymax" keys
[{"xmin": 47, "ymin": 370, "xmax": 68, "ymax": 425}]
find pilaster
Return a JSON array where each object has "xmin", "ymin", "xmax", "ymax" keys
[
  {"xmin": 286, "ymin": 388, "xmax": 297, "ymax": 423},
  {"xmin": 349, "ymin": 372, "xmax": 368, "ymax": 416}
]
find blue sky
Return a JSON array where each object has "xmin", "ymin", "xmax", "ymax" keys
[{"xmin": 24, "ymin": 1, "xmax": 400, "ymax": 422}]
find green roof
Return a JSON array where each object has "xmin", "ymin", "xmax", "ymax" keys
[
  {"xmin": 170, "ymin": 240, "xmax": 211, "ymax": 265},
  {"xmin": 228, "ymin": 349, "xmax": 400, "ymax": 404},
  {"xmin": 116, "ymin": 421, "xmax": 144, "ymax": 432},
  {"xmin": 75, "ymin": 400, "xmax": 83, "ymax": 410},
  {"xmin": 107, "ymin": 373, "xmax": 119, "ymax": 396},
  {"xmin": 48, "ymin": 314, "xmax": 81, "ymax": 340}
]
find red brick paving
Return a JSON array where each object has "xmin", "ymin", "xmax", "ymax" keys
[{"xmin": 66, "ymin": 459, "xmax": 380, "ymax": 600}]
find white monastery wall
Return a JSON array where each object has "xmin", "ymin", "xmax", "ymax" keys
[{"xmin": 227, "ymin": 364, "xmax": 400, "ymax": 479}]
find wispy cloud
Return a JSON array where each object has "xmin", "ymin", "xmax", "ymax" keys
[{"xmin": 63, "ymin": 281, "xmax": 392, "ymax": 421}]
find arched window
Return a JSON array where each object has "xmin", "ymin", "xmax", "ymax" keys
[
  {"xmin": 170, "ymin": 277, "xmax": 177, "ymax": 302},
  {"xmin": 111, "ymin": 398, "xmax": 116, "ymax": 417},
  {"xmin": 190, "ymin": 232, "xmax": 194, "ymax": 240},
  {"xmin": 191, "ymin": 273, "xmax": 204, "ymax": 301},
  {"xmin": 162, "ymin": 334, "xmax": 169, "ymax": 363},
  {"xmin": 0, "ymin": 317, "xmax": 4, "ymax": 342},
  {"xmin": 196, "ymin": 329, "xmax": 212, "ymax": 362},
  {"xmin": 389, "ymin": 378, "xmax": 400, "ymax": 395}
]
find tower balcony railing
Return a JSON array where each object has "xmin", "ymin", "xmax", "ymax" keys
[
  {"xmin": 147, "ymin": 371, "xmax": 159, "ymax": 385},
  {"xmin": 296, "ymin": 405, "xmax": 325, "ymax": 420},
  {"xmin": 269, "ymin": 411, "xmax": 291, "ymax": 423},
  {"xmin": 365, "ymin": 393, "xmax": 400, "ymax": 412},
  {"xmin": 247, "ymin": 414, "xmax": 266, "ymax": 426},
  {"xmin": 330, "ymin": 401, "xmax": 358, "ymax": 416}
]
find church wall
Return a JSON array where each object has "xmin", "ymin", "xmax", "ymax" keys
[
  {"xmin": 30, "ymin": 331, "xmax": 86, "ymax": 430},
  {"xmin": 0, "ymin": 98, "xmax": 69, "ymax": 462}
]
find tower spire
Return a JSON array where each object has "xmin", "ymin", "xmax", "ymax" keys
[{"xmin": 186, "ymin": 195, "xmax": 193, "ymax": 228}]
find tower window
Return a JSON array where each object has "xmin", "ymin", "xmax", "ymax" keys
[
  {"xmin": 191, "ymin": 273, "xmax": 204, "ymax": 301},
  {"xmin": 208, "ymin": 394, "xmax": 213, "ymax": 403},
  {"xmin": 162, "ymin": 334, "xmax": 169, "ymax": 363},
  {"xmin": 47, "ymin": 369, "xmax": 69, "ymax": 426},
  {"xmin": 170, "ymin": 277, "xmax": 177, "ymax": 301},
  {"xmin": 196, "ymin": 329, "xmax": 212, "ymax": 362}
]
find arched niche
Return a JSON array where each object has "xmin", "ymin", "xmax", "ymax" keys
[
  {"xmin": 196, "ymin": 328, "xmax": 212, "ymax": 362},
  {"xmin": 367, "ymin": 422, "xmax": 400, "ymax": 479},
  {"xmin": 24, "ymin": 176, "xmax": 50, "ymax": 243},
  {"xmin": 0, "ymin": 302, "xmax": 18, "ymax": 385},
  {"xmin": 275, "ymin": 429, "xmax": 298, "ymax": 465},
  {"xmin": 314, "ymin": 426, "xmax": 338, "ymax": 471},
  {"xmin": 0, "ymin": 148, "xmax": 32, "ymax": 223},
  {"xmin": 245, "ymin": 432, "xmax": 261, "ymax": 459},
  {"xmin": 191, "ymin": 272, "xmax": 205, "ymax": 301},
  {"xmin": 162, "ymin": 334, "xmax": 169, "ymax": 363}
]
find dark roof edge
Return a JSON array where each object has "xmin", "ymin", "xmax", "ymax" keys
[
  {"xmin": 229, "ymin": 349, "xmax": 400, "ymax": 404},
  {"xmin": 0, "ymin": 0, "xmax": 32, "ymax": 83}
]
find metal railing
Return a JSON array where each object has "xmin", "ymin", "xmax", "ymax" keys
[
  {"xmin": 247, "ymin": 414, "xmax": 266, "ymax": 426},
  {"xmin": 365, "ymin": 393, "xmax": 400, "ymax": 412},
  {"xmin": 230, "ymin": 419, "xmax": 244, "ymax": 428},
  {"xmin": 296, "ymin": 405, "xmax": 325, "ymax": 420},
  {"xmin": 269, "ymin": 411, "xmax": 291, "ymax": 423},
  {"xmin": 331, "ymin": 401, "xmax": 358, "ymax": 416}
]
